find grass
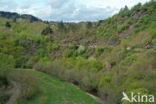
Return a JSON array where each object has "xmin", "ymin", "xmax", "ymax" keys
[{"xmin": 14, "ymin": 69, "xmax": 100, "ymax": 104}]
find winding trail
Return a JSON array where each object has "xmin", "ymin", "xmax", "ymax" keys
[
  {"xmin": 86, "ymin": 93, "xmax": 106, "ymax": 104},
  {"xmin": 6, "ymin": 82, "xmax": 20, "ymax": 104}
]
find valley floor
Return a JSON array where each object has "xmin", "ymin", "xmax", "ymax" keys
[{"xmin": 8, "ymin": 69, "xmax": 101, "ymax": 104}]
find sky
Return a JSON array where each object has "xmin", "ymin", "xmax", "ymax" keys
[{"xmin": 0, "ymin": 0, "xmax": 151, "ymax": 22}]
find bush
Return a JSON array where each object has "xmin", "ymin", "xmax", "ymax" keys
[
  {"xmin": 132, "ymin": 3, "xmax": 141, "ymax": 12},
  {"xmin": 0, "ymin": 53, "xmax": 15, "ymax": 76},
  {"xmin": 99, "ymin": 76, "xmax": 111, "ymax": 87},
  {"xmin": 0, "ymin": 53, "xmax": 15, "ymax": 87},
  {"xmin": 41, "ymin": 26, "xmax": 53, "ymax": 35},
  {"xmin": 118, "ymin": 24, "xmax": 130, "ymax": 33},
  {"xmin": 37, "ymin": 49, "xmax": 46, "ymax": 57},
  {"xmin": 96, "ymin": 47, "xmax": 104, "ymax": 56},
  {"xmin": 145, "ymin": 37, "xmax": 153, "ymax": 44},
  {"xmin": 9, "ymin": 71, "xmax": 39, "ymax": 100},
  {"xmin": 65, "ymin": 49, "xmax": 74, "ymax": 58},
  {"xmin": 96, "ymin": 22, "xmax": 100, "ymax": 27},
  {"xmin": 0, "ymin": 94, "xmax": 11, "ymax": 104},
  {"xmin": 15, "ymin": 56, "xmax": 28, "ymax": 68},
  {"xmin": 125, "ymin": 10, "xmax": 131, "ymax": 16},
  {"xmin": 120, "ymin": 54, "xmax": 138, "ymax": 66},
  {"xmin": 5, "ymin": 22, "xmax": 11, "ymax": 28},
  {"xmin": 70, "ymin": 41, "xmax": 78, "ymax": 50}
]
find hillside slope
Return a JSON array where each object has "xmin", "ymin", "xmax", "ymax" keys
[{"xmin": 0, "ymin": 1, "xmax": 156, "ymax": 104}]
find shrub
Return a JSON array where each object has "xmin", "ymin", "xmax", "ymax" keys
[
  {"xmin": 145, "ymin": 37, "xmax": 152, "ymax": 44},
  {"xmin": 5, "ymin": 22, "xmax": 11, "ymax": 28},
  {"xmin": 47, "ymin": 43, "xmax": 60, "ymax": 52},
  {"xmin": 37, "ymin": 49, "xmax": 46, "ymax": 57},
  {"xmin": 96, "ymin": 22, "xmax": 100, "ymax": 27},
  {"xmin": 99, "ymin": 76, "xmax": 111, "ymax": 88},
  {"xmin": 0, "ymin": 53, "xmax": 15, "ymax": 76},
  {"xmin": 118, "ymin": 24, "xmax": 130, "ymax": 33},
  {"xmin": 85, "ymin": 28, "xmax": 89, "ymax": 34},
  {"xmin": 0, "ymin": 94, "xmax": 10, "ymax": 104},
  {"xmin": 120, "ymin": 54, "xmax": 138, "ymax": 66},
  {"xmin": 65, "ymin": 49, "xmax": 74, "ymax": 58},
  {"xmin": 125, "ymin": 10, "xmax": 131, "ymax": 16},
  {"xmin": 26, "ymin": 56, "xmax": 40, "ymax": 68},
  {"xmin": 96, "ymin": 47, "xmax": 104, "ymax": 56},
  {"xmin": 132, "ymin": 3, "xmax": 141, "ymax": 12},
  {"xmin": 9, "ymin": 71, "xmax": 39, "ymax": 100},
  {"xmin": 78, "ymin": 46, "xmax": 85, "ymax": 54},
  {"xmin": 41, "ymin": 26, "xmax": 53, "ymax": 35},
  {"xmin": 70, "ymin": 41, "xmax": 78, "ymax": 50},
  {"xmin": 0, "ymin": 53, "xmax": 15, "ymax": 87},
  {"xmin": 15, "ymin": 56, "xmax": 28, "ymax": 68}
]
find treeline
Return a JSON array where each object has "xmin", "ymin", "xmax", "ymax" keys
[{"xmin": 0, "ymin": 11, "xmax": 41, "ymax": 22}]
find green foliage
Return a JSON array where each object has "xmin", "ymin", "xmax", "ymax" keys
[
  {"xmin": 0, "ymin": 94, "xmax": 10, "ymax": 104},
  {"xmin": 9, "ymin": 70, "xmax": 40, "ymax": 100},
  {"xmin": 96, "ymin": 47, "xmax": 104, "ymax": 56},
  {"xmin": 118, "ymin": 24, "xmax": 130, "ymax": 33},
  {"xmin": 86, "ymin": 22, "xmax": 92, "ymax": 28},
  {"xmin": 15, "ymin": 56, "xmax": 28, "ymax": 68},
  {"xmin": 0, "ymin": 1, "xmax": 155, "ymax": 103},
  {"xmin": 5, "ymin": 21, "xmax": 11, "ymax": 28},
  {"xmin": 0, "ymin": 53, "xmax": 14, "ymax": 86},
  {"xmin": 65, "ymin": 49, "xmax": 74, "ymax": 58},
  {"xmin": 70, "ymin": 41, "xmax": 78, "ymax": 50},
  {"xmin": 0, "ymin": 39, "xmax": 24, "ymax": 57},
  {"xmin": 41, "ymin": 26, "xmax": 53, "ymax": 35},
  {"xmin": 47, "ymin": 43, "xmax": 60, "ymax": 53},
  {"xmin": 0, "ymin": 11, "xmax": 40, "ymax": 22},
  {"xmin": 85, "ymin": 28, "xmax": 89, "ymax": 34},
  {"xmin": 120, "ymin": 54, "xmax": 138, "ymax": 66},
  {"xmin": 37, "ymin": 49, "xmax": 46, "ymax": 57},
  {"xmin": 14, "ymin": 70, "xmax": 99, "ymax": 104},
  {"xmin": 96, "ymin": 22, "xmax": 100, "ymax": 27},
  {"xmin": 145, "ymin": 37, "xmax": 152, "ymax": 44},
  {"xmin": 0, "ymin": 53, "xmax": 15, "ymax": 71},
  {"xmin": 99, "ymin": 76, "xmax": 111, "ymax": 87},
  {"xmin": 125, "ymin": 10, "xmax": 131, "ymax": 16},
  {"xmin": 132, "ymin": 3, "xmax": 141, "ymax": 12}
]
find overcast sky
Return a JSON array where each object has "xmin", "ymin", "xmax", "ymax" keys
[{"xmin": 0, "ymin": 0, "xmax": 151, "ymax": 22}]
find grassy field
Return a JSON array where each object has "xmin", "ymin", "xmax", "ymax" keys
[{"xmin": 13, "ymin": 69, "xmax": 100, "ymax": 104}]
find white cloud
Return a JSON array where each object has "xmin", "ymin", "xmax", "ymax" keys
[
  {"xmin": 0, "ymin": 0, "xmax": 151, "ymax": 22},
  {"xmin": 0, "ymin": 0, "xmax": 17, "ymax": 11},
  {"xmin": 89, "ymin": 0, "xmax": 150, "ymax": 9}
]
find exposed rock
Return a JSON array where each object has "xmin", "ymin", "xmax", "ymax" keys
[
  {"xmin": 105, "ymin": 61, "xmax": 111, "ymax": 70},
  {"xmin": 144, "ymin": 43, "xmax": 153, "ymax": 49}
]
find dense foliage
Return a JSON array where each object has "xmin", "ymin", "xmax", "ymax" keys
[{"xmin": 0, "ymin": 1, "xmax": 156, "ymax": 104}]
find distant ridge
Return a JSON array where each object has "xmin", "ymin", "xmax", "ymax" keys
[{"xmin": 0, "ymin": 11, "xmax": 41, "ymax": 22}]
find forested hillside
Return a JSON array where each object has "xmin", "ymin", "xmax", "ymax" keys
[{"xmin": 0, "ymin": 1, "xmax": 156, "ymax": 104}]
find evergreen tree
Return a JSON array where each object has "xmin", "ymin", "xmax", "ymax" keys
[{"xmin": 5, "ymin": 22, "xmax": 11, "ymax": 28}]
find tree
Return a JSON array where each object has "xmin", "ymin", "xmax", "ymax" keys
[
  {"xmin": 41, "ymin": 26, "xmax": 53, "ymax": 35},
  {"xmin": 5, "ymin": 22, "xmax": 11, "ymax": 28},
  {"xmin": 86, "ymin": 22, "xmax": 92, "ymax": 28},
  {"xmin": 120, "ymin": 5, "xmax": 129, "ymax": 13},
  {"xmin": 0, "ymin": 53, "xmax": 15, "ymax": 87}
]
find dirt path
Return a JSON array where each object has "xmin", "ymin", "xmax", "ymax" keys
[
  {"xmin": 6, "ymin": 82, "xmax": 20, "ymax": 104},
  {"xmin": 86, "ymin": 93, "xmax": 106, "ymax": 104}
]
